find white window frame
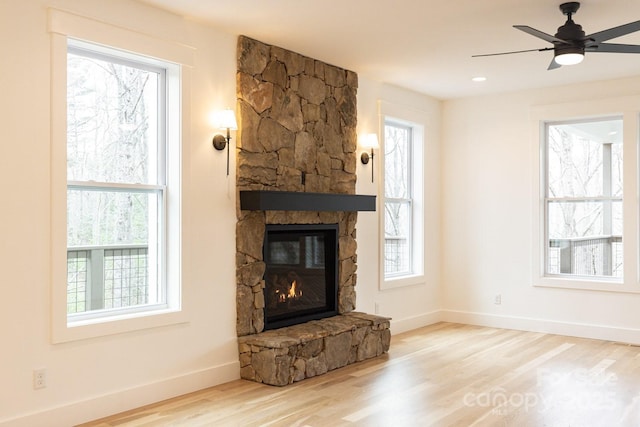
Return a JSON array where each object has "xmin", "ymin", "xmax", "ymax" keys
[
  {"xmin": 531, "ymin": 96, "xmax": 640, "ymax": 294},
  {"xmin": 383, "ymin": 120, "xmax": 415, "ymax": 277},
  {"xmin": 49, "ymin": 9, "xmax": 194, "ymax": 342},
  {"xmin": 543, "ymin": 117, "xmax": 623, "ymax": 279},
  {"xmin": 379, "ymin": 101, "xmax": 425, "ymax": 290},
  {"xmin": 66, "ymin": 41, "xmax": 169, "ymax": 322}
]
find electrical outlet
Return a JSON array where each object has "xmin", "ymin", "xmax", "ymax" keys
[
  {"xmin": 374, "ymin": 302, "xmax": 380, "ymax": 314},
  {"xmin": 494, "ymin": 294, "xmax": 502, "ymax": 305},
  {"xmin": 33, "ymin": 368, "xmax": 47, "ymax": 390}
]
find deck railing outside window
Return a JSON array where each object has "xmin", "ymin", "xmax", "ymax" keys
[
  {"xmin": 67, "ymin": 245, "xmax": 149, "ymax": 313},
  {"xmin": 384, "ymin": 237, "xmax": 409, "ymax": 275},
  {"xmin": 548, "ymin": 235, "xmax": 622, "ymax": 277}
]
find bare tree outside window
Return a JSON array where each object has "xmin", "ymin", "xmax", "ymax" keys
[
  {"xmin": 545, "ymin": 118, "xmax": 623, "ymax": 278},
  {"xmin": 384, "ymin": 122, "xmax": 412, "ymax": 276}
]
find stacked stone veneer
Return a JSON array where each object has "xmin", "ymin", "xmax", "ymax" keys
[
  {"xmin": 238, "ymin": 313, "xmax": 390, "ymax": 386},
  {"xmin": 235, "ymin": 36, "xmax": 389, "ymax": 385}
]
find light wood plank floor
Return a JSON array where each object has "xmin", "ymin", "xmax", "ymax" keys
[{"xmin": 80, "ymin": 323, "xmax": 640, "ymax": 426}]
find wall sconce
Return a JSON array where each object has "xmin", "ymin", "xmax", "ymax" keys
[
  {"xmin": 212, "ymin": 108, "xmax": 238, "ymax": 175},
  {"xmin": 360, "ymin": 133, "xmax": 379, "ymax": 183}
]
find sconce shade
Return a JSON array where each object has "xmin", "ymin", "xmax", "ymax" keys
[
  {"xmin": 214, "ymin": 109, "xmax": 238, "ymax": 130},
  {"xmin": 360, "ymin": 133, "xmax": 379, "ymax": 149}
]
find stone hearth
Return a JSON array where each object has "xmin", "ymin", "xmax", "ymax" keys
[
  {"xmin": 234, "ymin": 35, "xmax": 390, "ymax": 385},
  {"xmin": 239, "ymin": 313, "xmax": 390, "ymax": 386}
]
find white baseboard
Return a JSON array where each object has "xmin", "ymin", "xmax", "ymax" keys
[
  {"xmin": 1, "ymin": 361, "xmax": 240, "ymax": 427},
  {"xmin": 390, "ymin": 310, "xmax": 443, "ymax": 334},
  {"xmin": 442, "ymin": 309, "xmax": 640, "ymax": 345}
]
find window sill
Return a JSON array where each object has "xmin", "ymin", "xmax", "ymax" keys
[
  {"xmin": 534, "ymin": 275, "xmax": 640, "ymax": 294},
  {"xmin": 381, "ymin": 273, "xmax": 425, "ymax": 290},
  {"xmin": 52, "ymin": 307, "xmax": 188, "ymax": 344}
]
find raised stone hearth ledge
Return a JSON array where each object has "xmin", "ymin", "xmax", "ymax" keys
[{"xmin": 238, "ymin": 313, "xmax": 391, "ymax": 386}]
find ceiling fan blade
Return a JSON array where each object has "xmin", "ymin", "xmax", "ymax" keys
[
  {"xmin": 587, "ymin": 21, "xmax": 640, "ymax": 43},
  {"xmin": 547, "ymin": 58, "xmax": 561, "ymax": 70},
  {"xmin": 514, "ymin": 25, "xmax": 568, "ymax": 44},
  {"xmin": 586, "ymin": 43, "xmax": 640, "ymax": 54},
  {"xmin": 472, "ymin": 47, "xmax": 553, "ymax": 57}
]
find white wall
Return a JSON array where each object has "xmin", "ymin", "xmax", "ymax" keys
[
  {"xmin": 441, "ymin": 76, "xmax": 640, "ymax": 344},
  {"xmin": 0, "ymin": 1, "xmax": 443, "ymax": 425},
  {"xmin": 356, "ymin": 81, "xmax": 443, "ymax": 333},
  {"xmin": 1, "ymin": 1, "xmax": 240, "ymax": 425}
]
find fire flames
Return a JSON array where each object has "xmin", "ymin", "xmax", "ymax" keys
[{"xmin": 277, "ymin": 280, "xmax": 303, "ymax": 303}]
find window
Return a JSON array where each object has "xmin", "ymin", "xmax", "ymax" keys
[
  {"xmin": 382, "ymin": 116, "xmax": 424, "ymax": 285},
  {"xmin": 384, "ymin": 121, "xmax": 414, "ymax": 276},
  {"xmin": 49, "ymin": 10, "xmax": 191, "ymax": 342},
  {"xmin": 65, "ymin": 41, "xmax": 173, "ymax": 322},
  {"xmin": 544, "ymin": 118, "xmax": 623, "ymax": 279},
  {"xmin": 531, "ymin": 95, "xmax": 640, "ymax": 293}
]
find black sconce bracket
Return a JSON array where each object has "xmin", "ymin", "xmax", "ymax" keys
[
  {"xmin": 212, "ymin": 129, "xmax": 232, "ymax": 175},
  {"xmin": 360, "ymin": 149, "xmax": 375, "ymax": 182}
]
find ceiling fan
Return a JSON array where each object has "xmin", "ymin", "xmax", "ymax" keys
[{"xmin": 473, "ymin": 2, "xmax": 640, "ymax": 70}]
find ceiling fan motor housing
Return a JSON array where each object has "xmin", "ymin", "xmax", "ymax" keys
[
  {"xmin": 555, "ymin": 0, "xmax": 585, "ymax": 42},
  {"xmin": 555, "ymin": 21, "xmax": 585, "ymax": 42},
  {"xmin": 555, "ymin": 2, "xmax": 585, "ymax": 57},
  {"xmin": 554, "ymin": 43, "xmax": 585, "ymax": 58}
]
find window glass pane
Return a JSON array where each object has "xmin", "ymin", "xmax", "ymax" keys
[
  {"xmin": 612, "ymin": 141, "xmax": 623, "ymax": 198},
  {"xmin": 545, "ymin": 117, "xmax": 623, "ymax": 280},
  {"xmin": 66, "ymin": 245, "xmax": 153, "ymax": 314},
  {"xmin": 67, "ymin": 189, "xmax": 156, "ymax": 247},
  {"xmin": 547, "ymin": 119, "xmax": 622, "ymax": 198},
  {"xmin": 612, "ymin": 200, "xmax": 622, "ymax": 235},
  {"xmin": 548, "ymin": 201, "xmax": 605, "ymax": 238},
  {"xmin": 384, "ymin": 123, "xmax": 411, "ymax": 199},
  {"xmin": 547, "ymin": 201, "xmax": 622, "ymax": 277},
  {"xmin": 67, "ymin": 52, "xmax": 159, "ymax": 184},
  {"xmin": 384, "ymin": 200, "xmax": 411, "ymax": 275},
  {"xmin": 66, "ymin": 189, "xmax": 158, "ymax": 314},
  {"xmin": 67, "ymin": 250, "xmax": 88, "ymax": 314}
]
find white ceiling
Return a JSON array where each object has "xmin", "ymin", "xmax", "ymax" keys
[{"xmin": 138, "ymin": 0, "xmax": 640, "ymax": 99}]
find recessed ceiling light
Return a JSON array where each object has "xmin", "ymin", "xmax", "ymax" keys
[{"xmin": 471, "ymin": 76, "xmax": 487, "ymax": 82}]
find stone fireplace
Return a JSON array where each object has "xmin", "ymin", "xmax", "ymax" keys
[{"xmin": 235, "ymin": 36, "xmax": 390, "ymax": 386}]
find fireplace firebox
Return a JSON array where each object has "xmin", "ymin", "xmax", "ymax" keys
[{"xmin": 263, "ymin": 224, "xmax": 339, "ymax": 330}]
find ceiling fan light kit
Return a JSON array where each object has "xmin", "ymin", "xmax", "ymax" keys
[
  {"xmin": 554, "ymin": 48, "xmax": 584, "ymax": 65},
  {"xmin": 473, "ymin": 2, "xmax": 640, "ymax": 70}
]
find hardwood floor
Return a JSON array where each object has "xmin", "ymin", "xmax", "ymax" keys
[{"xmin": 80, "ymin": 323, "xmax": 640, "ymax": 426}]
